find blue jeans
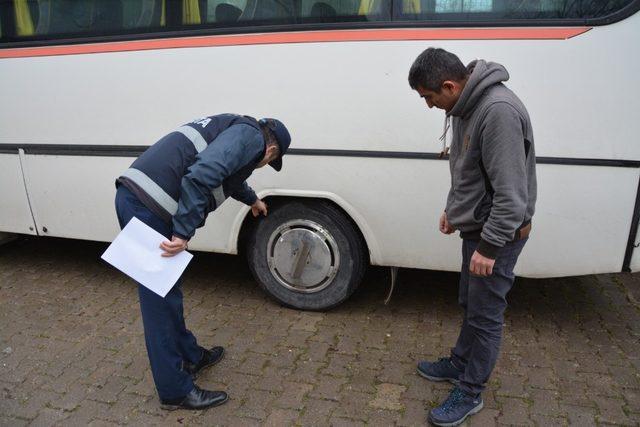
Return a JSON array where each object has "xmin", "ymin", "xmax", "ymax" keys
[
  {"xmin": 451, "ymin": 238, "xmax": 527, "ymax": 396},
  {"xmin": 115, "ymin": 185, "xmax": 202, "ymax": 400}
]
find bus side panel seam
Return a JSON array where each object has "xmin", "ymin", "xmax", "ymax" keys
[{"xmin": 17, "ymin": 149, "xmax": 40, "ymax": 236}]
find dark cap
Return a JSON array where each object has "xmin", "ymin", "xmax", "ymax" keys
[{"xmin": 259, "ymin": 118, "xmax": 291, "ymax": 171}]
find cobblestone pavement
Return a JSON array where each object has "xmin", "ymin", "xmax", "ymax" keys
[{"xmin": 1, "ymin": 237, "xmax": 640, "ymax": 426}]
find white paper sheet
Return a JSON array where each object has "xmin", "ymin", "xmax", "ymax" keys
[{"xmin": 101, "ymin": 217, "xmax": 193, "ymax": 297}]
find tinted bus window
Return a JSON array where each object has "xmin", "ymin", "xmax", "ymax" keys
[
  {"xmin": 299, "ymin": 0, "xmax": 391, "ymax": 22},
  {"xmin": 192, "ymin": 0, "xmax": 391, "ymax": 26},
  {"xmin": 1, "ymin": 0, "xmax": 637, "ymax": 44},
  {"xmin": 397, "ymin": 0, "xmax": 637, "ymax": 21},
  {"xmin": 195, "ymin": 0, "xmax": 297, "ymax": 26},
  {"xmin": 1, "ymin": 0, "xmax": 167, "ymax": 41},
  {"xmin": 1, "ymin": 0, "xmax": 391, "ymax": 42}
]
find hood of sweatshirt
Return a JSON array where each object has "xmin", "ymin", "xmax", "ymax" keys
[{"xmin": 448, "ymin": 60, "xmax": 510, "ymax": 118}]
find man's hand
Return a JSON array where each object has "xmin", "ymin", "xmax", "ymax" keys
[
  {"xmin": 439, "ymin": 212, "xmax": 456, "ymax": 234},
  {"xmin": 470, "ymin": 250, "xmax": 495, "ymax": 277},
  {"xmin": 160, "ymin": 235, "xmax": 188, "ymax": 257},
  {"xmin": 251, "ymin": 199, "xmax": 268, "ymax": 217}
]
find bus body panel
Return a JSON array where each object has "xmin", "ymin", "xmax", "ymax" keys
[
  {"xmin": 1, "ymin": 11, "xmax": 639, "ymax": 278},
  {"xmin": 11, "ymin": 152, "xmax": 637, "ymax": 278},
  {"xmin": 516, "ymin": 165, "xmax": 638, "ymax": 277},
  {"xmin": 21, "ymin": 155, "xmax": 129, "ymax": 241},
  {"xmin": 0, "ymin": 153, "xmax": 37, "ymax": 235},
  {"xmin": 1, "ymin": 13, "xmax": 640, "ymax": 160}
]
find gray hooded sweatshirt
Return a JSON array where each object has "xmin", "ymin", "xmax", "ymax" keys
[{"xmin": 445, "ymin": 60, "xmax": 537, "ymax": 259}]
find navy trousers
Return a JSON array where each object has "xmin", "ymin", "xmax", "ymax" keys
[
  {"xmin": 115, "ymin": 185, "xmax": 202, "ymax": 400},
  {"xmin": 450, "ymin": 238, "xmax": 527, "ymax": 396}
]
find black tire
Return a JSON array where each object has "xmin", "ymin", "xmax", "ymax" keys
[{"xmin": 246, "ymin": 200, "xmax": 367, "ymax": 310}]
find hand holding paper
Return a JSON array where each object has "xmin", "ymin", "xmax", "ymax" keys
[
  {"xmin": 160, "ymin": 235, "xmax": 189, "ymax": 257},
  {"xmin": 101, "ymin": 217, "xmax": 193, "ymax": 297}
]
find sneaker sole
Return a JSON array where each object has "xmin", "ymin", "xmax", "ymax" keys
[
  {"xmin": 191, "ymin": 348, "xmax": 225, "ymax": 379},
  {"xmin": 160, "ymin": 394, "xmax": 229, "ymax": 411},
  {"xmin": 428, "ymin": 400, "xmax": 484, "ymax": 427},
  {"xmin": 416, "ymin": 367, "xmax": 460, "ymax": 385}
]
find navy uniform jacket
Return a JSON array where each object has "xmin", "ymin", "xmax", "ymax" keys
[{"xmin": 117, "ymin": 114, "xmax": 265, "ymax": 240}]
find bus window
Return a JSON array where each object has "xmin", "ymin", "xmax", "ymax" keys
[
  {"xmin": 435, "ymin": 0, "xmax": 492, "ymax": 13},
  {"xmin": 396, "ymin": 0, "xmax": 638, "ymax": 21},
  {"xmin": 247, "ymin": 0, "xmax": 295, "ymax": 21},
  {"xmin": 14, "ymin": 0, "xmax": 35, "ymax": 36},
  {"xmin": 204, "ymin": 1, "xmax": 246, "ymax": 23},
  {"xmin": 193, "ymin": 0, "xmax": 390, "ymax": 25},
  {"xmin": 197, "ymin": 0, "xmax": 295, "ymax": 25},
  {"xmin": 32, "ymin": 1, "xmax": 124, "ymax": 35},
  {"xmin": 299, "ymin": 0, "xmax": 391, "ymax": 22},
  {"xmin": 3, "ymin": 0, "xmax": 166, "ymax": 40},
  {"xmin": 122, "ymin": 0, "xmax": 166, "ymax": 29},
  {"xmin": 1, "ymin": 0, "xmax": 636, "ymax": 45},
  {"xmin": 183, "ymin": 0, "xmax": 201, "ymax": 24}
]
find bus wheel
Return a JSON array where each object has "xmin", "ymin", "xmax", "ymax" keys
[{"xmin": 247, "ymin": 200, "xmax": 367, "ymax": 310}]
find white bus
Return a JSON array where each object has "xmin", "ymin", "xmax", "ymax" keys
[{"xmin": 1, "ymin": 0, "xmax": 639, "ymax": 310}]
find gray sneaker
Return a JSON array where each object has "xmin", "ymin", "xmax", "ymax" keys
[
  {"xmin": 417, "ymin": 357, "xmax": 463, "ymax": 384},
  {"xmin": 428, "ymin": 386, "xmax": 483, "ymax": 426}
]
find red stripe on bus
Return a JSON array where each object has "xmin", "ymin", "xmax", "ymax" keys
[{"xmin": 0, "ymin": 27, "xmax": 590, "ymax": 59}]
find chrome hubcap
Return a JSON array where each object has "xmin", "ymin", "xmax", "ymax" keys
[{"xmin": 267, "ymin": 219, "xmax": 340, "ymax": 293}]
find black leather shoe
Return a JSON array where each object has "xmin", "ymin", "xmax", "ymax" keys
[
  {"xmin": 160, "ymin": 385, "xmax": 228, "ymax": 410},
  {"xmin": 184, "ymin": 346, "xmax": 225, "ymax": 378}
]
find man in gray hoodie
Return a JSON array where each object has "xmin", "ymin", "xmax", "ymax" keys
[{"xmin": 408, "ymin": 48, "xmax": 537, "ymax": 426}]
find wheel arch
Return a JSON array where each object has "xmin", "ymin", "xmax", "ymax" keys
[{"xmin": 229, "ymin": 189, "xmax": 380, "ymax": 265}]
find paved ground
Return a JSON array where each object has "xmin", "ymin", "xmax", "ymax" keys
[{"xmin": 1, "ymin": 237, "xmax": 640, "ymax": 426}]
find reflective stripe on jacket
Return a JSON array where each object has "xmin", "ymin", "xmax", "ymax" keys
[{"xmin": 117, "ymin": 114, "xmax": 265, "ymax": 239}]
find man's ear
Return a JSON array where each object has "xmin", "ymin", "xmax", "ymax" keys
[
  {"xmin": 267, "ymin": 144, "xmax": 279, "ymax": 159},
  {"xmin": 442, "ymin": 80, "xmax": 457, "ymax": 95}
]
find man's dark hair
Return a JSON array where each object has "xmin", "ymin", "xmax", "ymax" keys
[
  {"xmin": 259, "ymin": 122, "xmax": 280, "ymax": 151},
  {"xmin": 408, "ymin": 47, "xmax": 468, "ymax": 92}
]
